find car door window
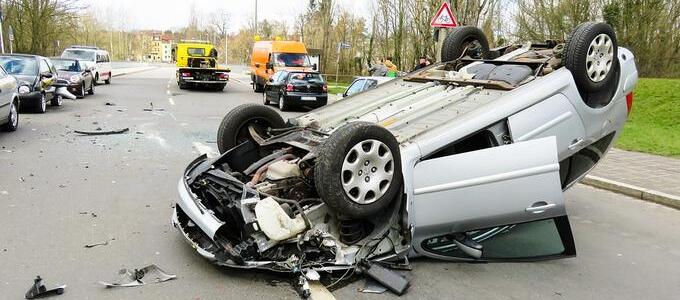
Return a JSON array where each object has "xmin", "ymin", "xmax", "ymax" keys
[
  {"xmin": 39, "ymin": 59, "xmax": 50, "ymax": 74},
  {"xmin": 345, "ymin": 79, "xmax": 366, "ymax": 96},
  {"xmin": 364, "ymin": 80, "xmax": 378, "ymax": 90},
  {"xmin": 0, "ymin": 66, "xmax": 7, "ymax": 78}
]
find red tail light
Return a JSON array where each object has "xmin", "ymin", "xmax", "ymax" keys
[
  {"xmin": 181, "ymin": 72, "xmax": 192, "ymax": 77},
  {"xmin": 626, "ymin": 92, "xmax": 634, "ymax": 115},
  {"xmin": 218, "ymin": 73, "xmax": 229, "ymax": 79},
  {"xmin": 322, "ymin": 84, "xmax": 328, "ymax": 92},
  {"xmin": 286, "ymin": 83, "xmax": 294, "ymax": 92}
]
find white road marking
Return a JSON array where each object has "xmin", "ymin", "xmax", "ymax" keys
[
  {"xmin": 231, "ymin": 78, "xmax": 250, "ymax": 87},
  {"xmin": 166, "ymin": 90, "xmax": 171, "ymax": 95},
  {"xmin": 168, "ymin": 97, "xmax": 175, "ymax": 105},
  {"xmin": 192, "ymin": 142, "xmax": 219, "ymax": 158}
]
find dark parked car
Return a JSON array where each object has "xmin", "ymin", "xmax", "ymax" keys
[
  {"xmin": 263, "ymin": 71, "xmax": 328, "ymax": 111},
  {"xmin": 51, "ymin": 58, "xmax": 94, "ymax": 98},
  {"xmin": 0, "ymin": 54, "xmax": 61, "ymax": 113}
]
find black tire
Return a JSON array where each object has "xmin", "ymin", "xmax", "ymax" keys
[
  {"xmin": 564, "ymin": 22, "xmax": 618, "ymax": 94},
  {"xmin": 216, "ymin": 104, "xmax": 286, "ymax": 154},
  {"xmin": 253, "ymin": 77, "xmax": 265, "ymax": 93},
  {"xmin": 278, "ymin": 94, "xmax": 289, "ymax": 111},
  {"xmin": 50, "ymin": 94, "xmax": 63, "ymax": 107},
  {"xmin": 104, "ymin": 73, "xmax": 111, "ymax": 84},
  {"xmin": 35, "ymin": 93, "xmax": 47, "ymax": 113},
  {"xmin": 315, "ymin": 122, "xmax": 403, "ymax": 218},
  {"xmin": 94, "ymin": 73, "xmax": 99, "ymax": 85},
  {"xmin": 1, "ymin": 99, "xmax": 18, "ymax": 132},
  {"xmin": 441, "ymin": 26, "xmax": 490, "ymax": 62},
  {"xmin": 263, "ymin": 93, "xmax": 270, "ymax": 105},
  {"xmin": 215, "ymin": 84, "xmax": 226, "ymax": 91},
  {"xmin": 88, "ymin": 81, "xmax": 95, "ymax": 95},
  {"xmin": 78, "ymin": 83, "xmax": 86, "ymax": 99}
]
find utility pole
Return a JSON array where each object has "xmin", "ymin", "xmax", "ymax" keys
[
  {"xmin": 223, "ymin": 12, "xmax": 228, "ymax": 66},
  {"xmin": 254, "ymin": 0, "xmax": 258, "ymax": 36},
  {"xmin": 0, "ymin": 3, "xmax": 5, "ymax": 54}
]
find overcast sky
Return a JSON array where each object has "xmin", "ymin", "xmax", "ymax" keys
[{"xmin": 84, "ymin": 0, "xmax": 371, "ymax": 32}]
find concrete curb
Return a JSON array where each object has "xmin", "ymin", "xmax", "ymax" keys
[
  {"xmin": 112, "ymin": 67, "xmax": 156, "ymax": 78},
  {"xmin": 581, "ymin": 175, "xmax": 680, "ymax": 210}
]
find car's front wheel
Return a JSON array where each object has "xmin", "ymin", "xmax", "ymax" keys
[
  {"xmin": 278, "ymin": 94, "xmax": 289, "ymax": 111},
  {"xmin": 104, "ymin": 72, "xmax": 111, "ymax": 84},
  {"xmin": 78, "ymin": 83, "xmax": 86, "ymax": 98},
  {"xmin": 1, "ymin": 99, "xmax": 18, "ymax": 131},
  {"xmin": 315, "ymin": 122, "xmax": 403, "ymax": 218},
  {"xmin": 51, "ymin": 94, "xmax": 63, "ymax": 107},
  {"xmin": 88, "ymin": 81, "xmax": 95, "ymax": 95},
  {"xmin": 35, "ymin": 94, "xmax": 47, "ymax": 113},
  {"xmin": 216, "ymin": 104, "xmax": 286, "ymax": 154}
]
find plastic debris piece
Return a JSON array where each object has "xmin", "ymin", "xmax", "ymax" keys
[
  {"xmin": 98, "ymin": 264, "xmax": 176, "ymax": 288},
  {"xmin": 359, "ymin": 278, "xmax": 388, "ymax": 294},
  {"xmin": 74, "ymin": 128, "xmax": 129, "ymax": 136},
  {"xmin": 25, "ymin": 276, "xmax": 66, "ymax": 299}
]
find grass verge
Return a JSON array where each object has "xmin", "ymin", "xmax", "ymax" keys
[{"xmin": 616, "ymin": 78, "xmax": 680, "ymax": 157}]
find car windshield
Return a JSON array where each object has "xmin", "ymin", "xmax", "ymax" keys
[
  {"xmin": 288, "ymin": 72, "xmax": 324, "ymax": 83},
  {"xmin": 52, "ymin": 59, "xmax": 81, "ymax": 72},
  {"xmin": 62, "ymin": 49, "xmax": 96, "ymax": 61},
  {"xmin": 0, "ymin": 57, "xmax": 37, "ymax": 75},
  {"xmin": 273, "ymin": 53, "xmax": 311, "ymax": 67}
]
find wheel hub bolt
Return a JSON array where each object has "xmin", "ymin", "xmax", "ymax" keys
[
  {"xmin": 365, "ymin": 176, "xmax": 370, "ymax": 182},
  {"xmin": 364, "ymin": 161, "xmax": 370, "ymax": 166},
  {"xmin": 371, "ymin": 167, "xmax": 377, "ymax": 172},
  {"xmin": 358, "ymin": 170, "xmax": 363, "ymax": 175}
]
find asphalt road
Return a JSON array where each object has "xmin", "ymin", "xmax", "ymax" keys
[{"xmin": 1, "ymin": 66, "xmax": 679, "ymax": 300}]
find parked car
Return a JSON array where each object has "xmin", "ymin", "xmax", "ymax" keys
[
  {"xmin": 173, "ymin": 23, "xmax": 637, "ymax": 275},
  {"xmin": 0, "ymin": 65, "xmax": 19, "ymax": 132},
  {"xmin": 342, "ymin": 76, "xmax": 393, "ymax": 98},
  {"xmin": 61, "ymin": 46, "xmax": 112, "ymax": 85},
  {"xmin": 263, "ymin": 71, "xmax": 328, "ymax": 111},
  {"xmin": 51, "ymin": 58, "xmax": 95, "ymax": 98},
  {"xmin": 0, "ymin": 54, "xmax": 62, "ymax": 113}
]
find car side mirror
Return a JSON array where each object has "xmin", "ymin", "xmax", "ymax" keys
[
  {"xmin": 40, "ymin": 71, "xmax": 53, "ymax": 79},
  {"xmin": 266, "ymin": 62, "xmax": 274, "ymax": 70},
  {"xmin": 312, "ymin": 63, "xmax": 318, "ymax": 71}
]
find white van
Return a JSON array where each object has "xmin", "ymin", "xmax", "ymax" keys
[{"xmin": 61, "ymin": 46, "xmax": 112, "ymax": 85}]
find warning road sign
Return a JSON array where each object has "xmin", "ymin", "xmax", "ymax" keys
[{"xmin": 430, "ymin": 2, "xmax": 458, "ymax": 28}]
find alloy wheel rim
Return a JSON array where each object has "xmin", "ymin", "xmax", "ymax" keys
[
  {"xmin": 279, "ymin": 95, "xmax": 284, "ymax": 109},
  {"xmin": 57, "ymin": 95, "xmax": 63, "ymax": 105},
  {"xmin": 41, "ymin": 95, "xmax": 46, "ymax": 111},
  {"xmin": 341, "ymin": 139, "xmax": 394, "ymax": 204},
  {"xmin": 81, "ymin": 83, "xmax": 86, "ymax": 97},
  {"xmin": 10, "ymin": 102, "xmax": 17, "ymax": 127},
  {"xmin": 586, "ymin": 33, "xmax": 614, "ymax": 82}
]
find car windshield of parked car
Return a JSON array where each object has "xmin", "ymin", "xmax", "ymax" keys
[
  {"xmin": 273, "ymin": 53, "xmax": 311, "ymax": 67},
  {"xmin": 0, "ymin": 57, "xmax": 38, "ymax": 75},
  {"xmin": 288, "ymin": 72, "xmax": 323, "ymax": 83},
  {"xmin": 52, "ymin": 59, "xmax": 81, "ymax": 72},
  {"xmin": 62, "ymin": 49, "xmax": 96, "ymax": 61}
]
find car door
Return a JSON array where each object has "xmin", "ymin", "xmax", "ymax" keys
[
  {"xmin": 38, "ymin": 58, "xmax": 55, "ymax": 96},
  {"xmin": 79, "ymin": 61, "xmax": 92, "ymax": 87},
  {"xmin": 411, "ymin": 136, "xmax": 576, "ymax": 261},
  {"xmin": 0, "ymin": 66, "xmax": 12, "ymax": 121},
  {"xmin": 264, "ymin": 71, "xmax": 281, "ymax": 101}
]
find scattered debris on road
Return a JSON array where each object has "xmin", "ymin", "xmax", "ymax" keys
[
  {"xmin": 84, "ymin": 238, "xmax": 114, "ymax": 249},
  {"xmin": 25, "ymin": 276, "xmax": 66, "ymax": 299},
  {"xmin": 105, "ymin": 102, "xmax": 116, "ymax": 106},
  {"xmin": 98, "ymin": 264, "xmax": 176, "ymax": 288},
  {"xmin": 74, "ymin": 128, "xmax": 130, "ymax": 136},
  {"xmin": 143, "ymin": 102, "xmax": 165, "ymax": 111}
]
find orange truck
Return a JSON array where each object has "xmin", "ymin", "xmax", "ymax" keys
[{"xmin": 250, "ymin": 41, "xmax": 317, "ymax": 93}]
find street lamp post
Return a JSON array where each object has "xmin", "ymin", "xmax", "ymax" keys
[{"xmin": 254, "ymin": 0, "xmax": 258, "ymax": 36}]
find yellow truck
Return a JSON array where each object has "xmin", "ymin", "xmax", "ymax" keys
[{"xmin": 175, "ymin": 40, "xmax": 230, "ymax": 91}]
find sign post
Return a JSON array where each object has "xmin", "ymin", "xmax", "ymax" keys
[
  {"xmin": 335, "ymin": 42, "xmax": 351, "ymax": 86},
  {"xmin": 431, "ymin": 2, "xmax": 458, "ymax": 62}
]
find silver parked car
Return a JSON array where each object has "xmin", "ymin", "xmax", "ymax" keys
[
  {"xmin": 172, "ymin": 23, "xmax": 637, "ymax": 274},
  {"xmin": 0, "ymin": 65, "xmax": 19, "ymax": 132}
]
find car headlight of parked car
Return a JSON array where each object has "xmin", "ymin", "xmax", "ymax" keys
[
  {"xmin": 69, "ymin": 75, "xmax": 81, "ymax": 84},
  {"xmin": 18, "ymin": 85, "xmax": 30, "ymax": 94}
]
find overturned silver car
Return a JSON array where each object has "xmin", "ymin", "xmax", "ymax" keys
[{"xmin": 172, "ymin": 23, "xmax": 637, "ymax": 275}]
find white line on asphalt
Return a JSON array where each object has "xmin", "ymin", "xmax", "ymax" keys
[
  {"xmin": 231, "ymin": 78, "xmax": 250, "ymax": 87},
  {"xmin": 168, "ymin": 97, "xmax": 175, "ymax": 105},
  {"xmin": 192, "ymin": 142, "xmax": 219, "ymax": 158},
  {"xmin": 166, "ymin": 90, "xmax": 171, "ymax": 95}
]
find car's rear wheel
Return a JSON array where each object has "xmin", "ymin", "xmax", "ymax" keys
[
  {"xmin": 88, "ymin": 81, "xmax": 95, "ymax": 95},
  {"xmin": 315, "ymin": 122, "xmax": 403, "ymax": 218},
  {"xmin": 104, "ymin": 72, "xmax": 111, "ymax": 84},
  {"xmin": 216, "ymin": 104, "xmax": 286, "ymax": 154},
  {"xmin": 78, "ymin": 83, "xmax": 86, "ymax": 98},
  {"xmin": 253, "ymin": 77, "xmax": 265, "ymax": 93},
  {"xmin": 1, "ymin": 99, "xmax": 18, "ymax": 131},
  {"xmin": 263, "ymin": 93, "xmax": 270, "ymax": 105},
  {"xmin": 441, "ymin": 26, "xmax": 491, "ymax": 62},
  {"xmin": 564, "ymin": 22, "xmax": 618, "ymax": 94},
  {"xmin": 278, "ymin": 94, "xmax": 289, "ymax": 111}
]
